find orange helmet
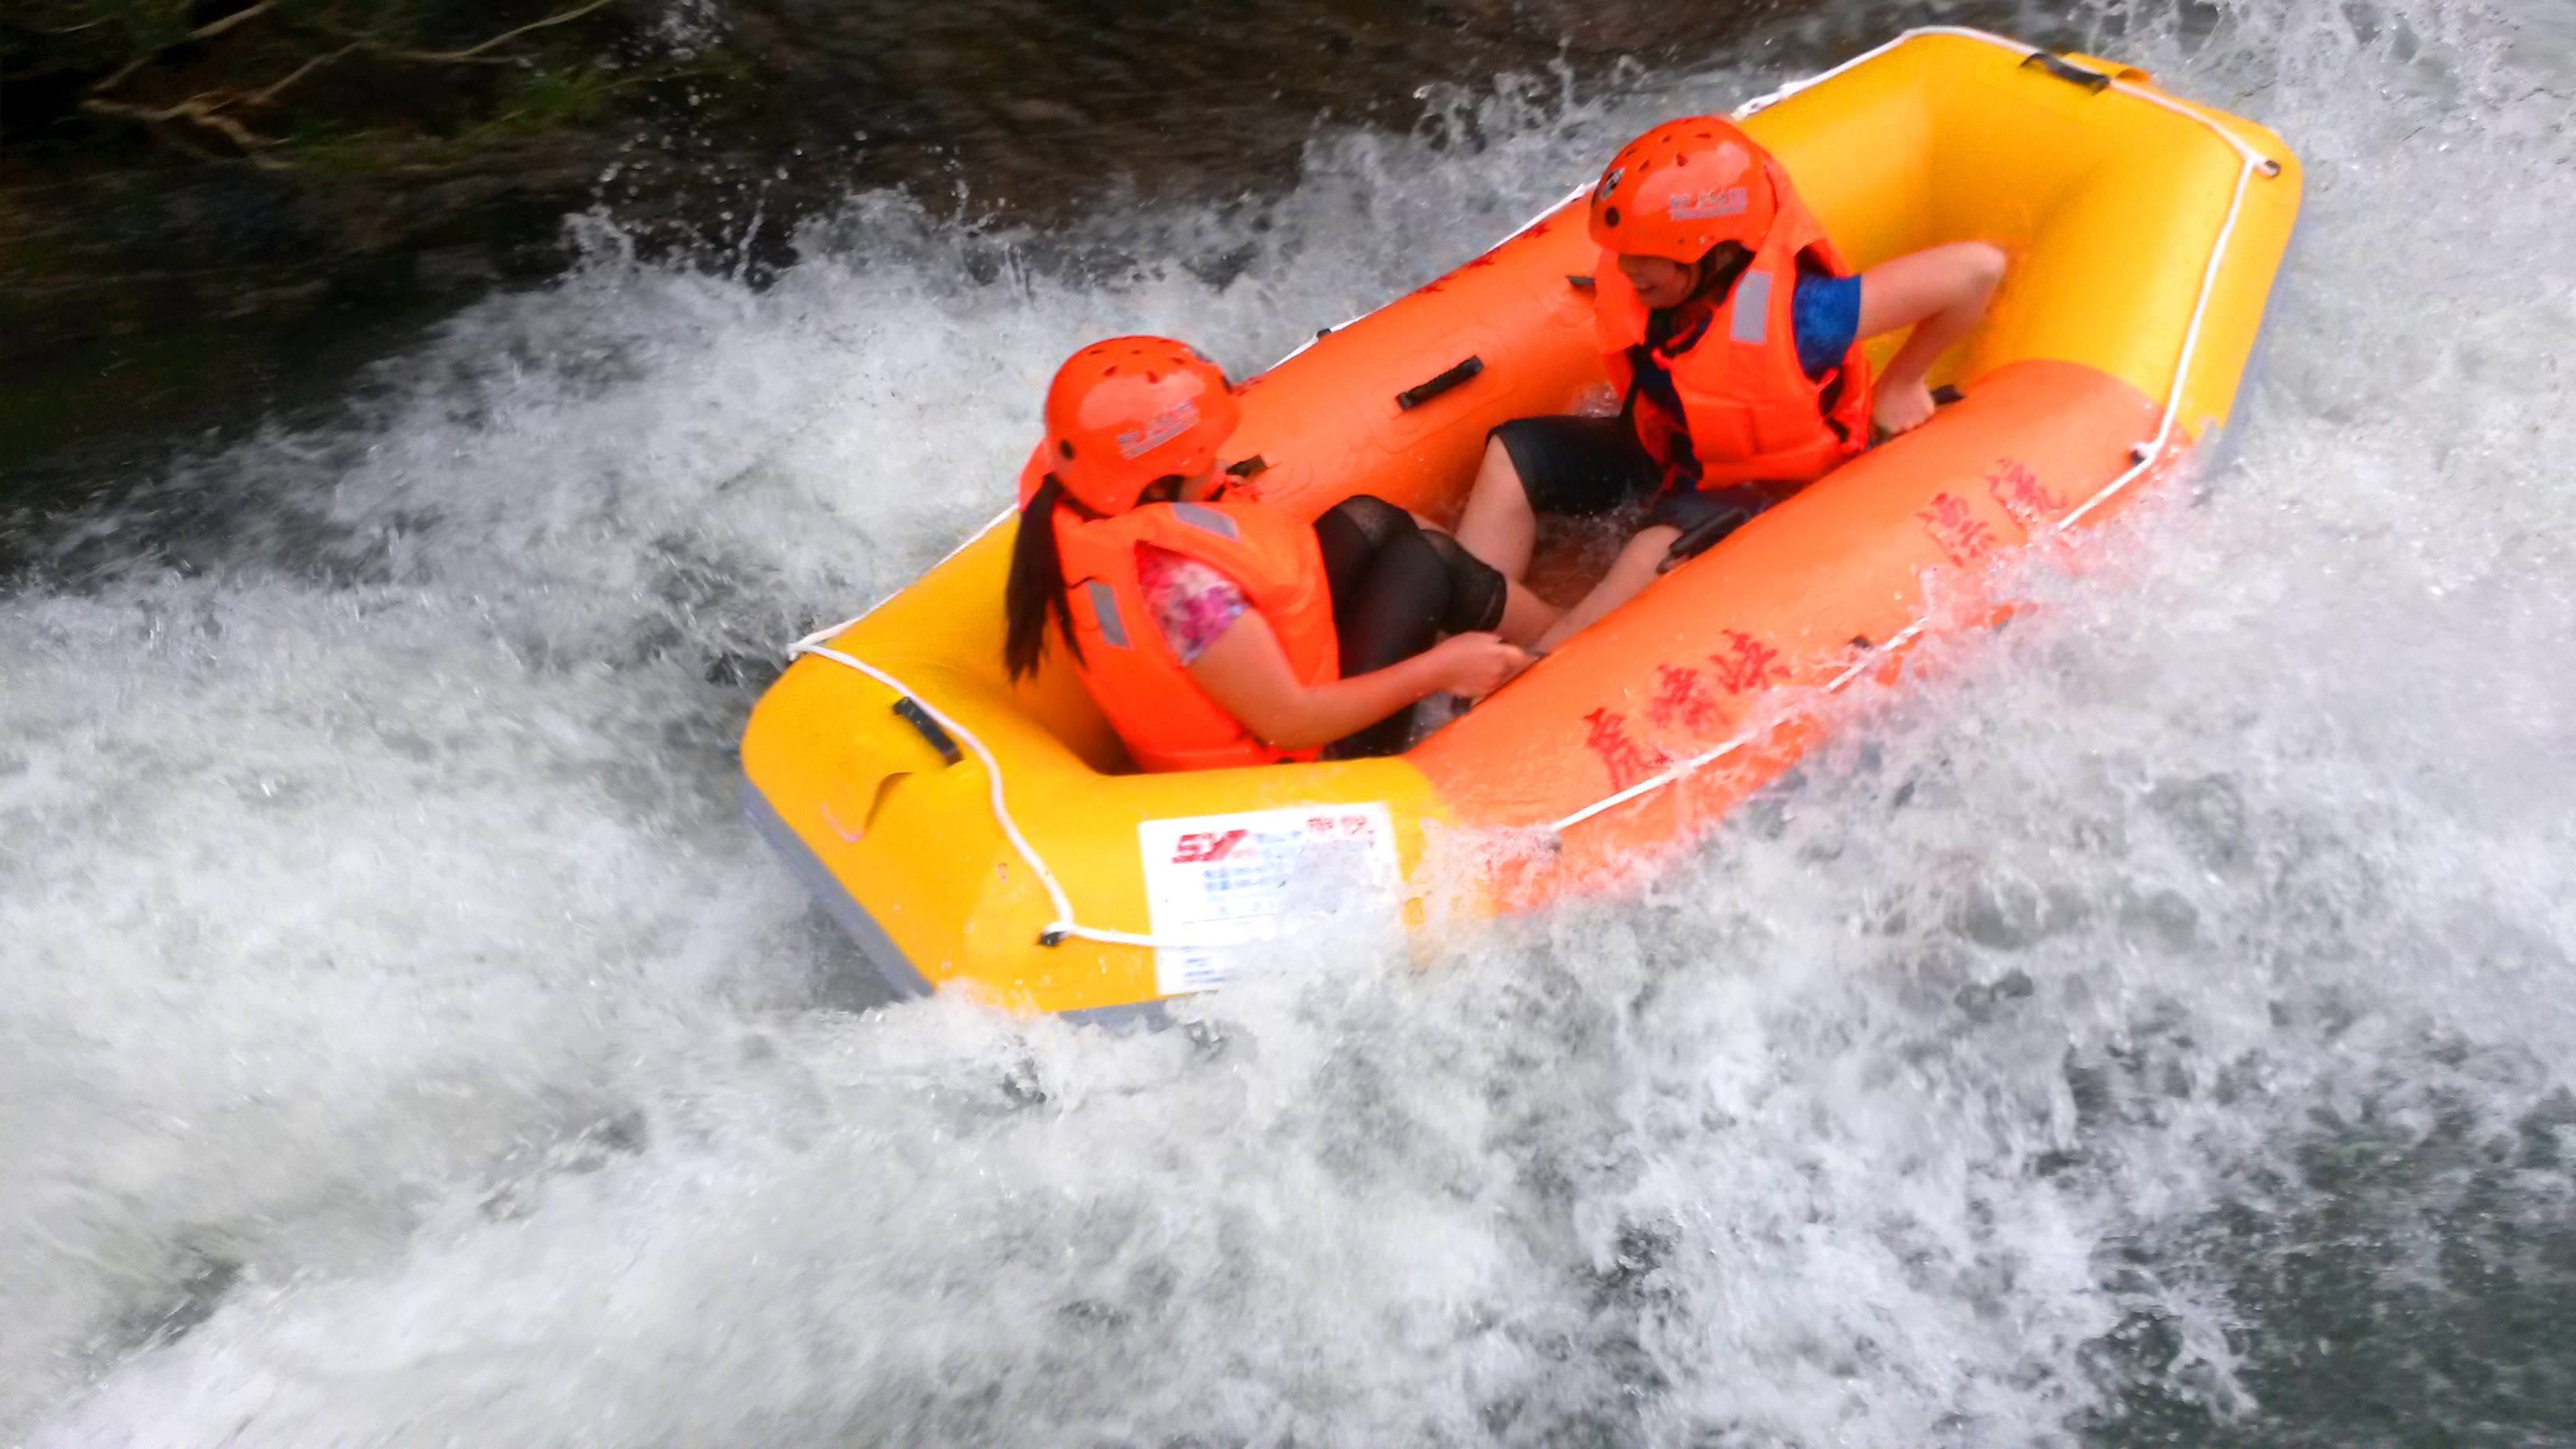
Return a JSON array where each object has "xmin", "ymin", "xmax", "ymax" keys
[
  {"xmin": 1586, "ymin": 116, "xmax": 1780, "ymax": 265},
  {"xmin": 1039, "ymin": 336, "xmax": 1240, "ymax": 517}
]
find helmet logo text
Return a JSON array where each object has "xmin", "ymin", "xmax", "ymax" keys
[
  {"xmin": 1117, "ymin": 399, "xmax": 1200, "ymax": 459},
  {"xmin": 1667, "ymin": 185, "xmax": 1748, "ymax": 221}
]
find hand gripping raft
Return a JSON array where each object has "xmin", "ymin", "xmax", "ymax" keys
[{"xmin": 743, "ymin": 28, "xmax": 2302, "ymax": 1019}]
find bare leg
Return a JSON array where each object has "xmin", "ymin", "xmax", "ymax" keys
[
  {"xmin": 1497, "ymin": 578, "xmax": 1559, "ymax": 646},
  {"xmin": 1534, "ymin": 524, "xmax": 1679, "ymax": 653},
  {"xmin": 1452, "ymin": 436, "xmax": 1541, "ymax": 582}
]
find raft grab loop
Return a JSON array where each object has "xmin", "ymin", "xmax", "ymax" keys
[
  {"xmin": 1658, "ymin": 506, "xmax": 1758, "ymax": 574},
  {"xmin": 1395, "ymin": 355, "xmax": 1486, "ymax": 411},
  {"xmin": 892, "ymin": 697, "xmax": 962, "ymax": 766},
  {"xmin": 2020, "ymin": 51, "xmax": 2112, "ymax": 92},
  {"xmin": 783, "ymin": 637, "xmax": 1228, "ymax": 952}
]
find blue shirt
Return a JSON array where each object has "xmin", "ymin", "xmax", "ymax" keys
[{"xmin": 1792, "ymin": 271, "xmax": 1863, "ymax": 380}]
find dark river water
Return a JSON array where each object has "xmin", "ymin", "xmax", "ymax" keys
[{"xmin": 7, "ymin": 1, "xmax": 2576, "ymax": 1444}]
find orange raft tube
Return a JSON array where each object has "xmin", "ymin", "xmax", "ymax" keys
[{"xmin": 741, "ymin": 28, "xmax": 2302, "ymax": 1020}]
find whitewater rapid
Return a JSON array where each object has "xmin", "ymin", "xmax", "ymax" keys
[{"xmin": 7, "ymin": 1, "xmax": 2576, "ymax": 1443}]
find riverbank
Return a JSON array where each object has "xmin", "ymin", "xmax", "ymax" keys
[{"xmin": 3, "ymin": 0, "xmax": 1832, "ymax": 506}]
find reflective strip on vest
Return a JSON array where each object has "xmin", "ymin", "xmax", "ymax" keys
[
  {"xmin": 1084, "ymin": 580, "xmax": 1131, "ymax": 648},
  {"xmin": 1169, "ymin": 502, "xmax": 1240, "ymax": 539},
  {"xmin": 1729, "ymin": 271, "xmax": 1772, "ymax": 345}
]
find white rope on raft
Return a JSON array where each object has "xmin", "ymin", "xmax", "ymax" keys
[
  {"xmin": 785, "ymin": 638, "xmax": 1204, "ymax": 949},
  {"xmin": 791, "ymin": 24, "xmax": 2286, "ymax": 948}
]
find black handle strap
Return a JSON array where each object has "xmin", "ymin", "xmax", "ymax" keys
[
  {"xmin": 2021, "ymin": 51, "xmax": 2111, "ymax": 92},
  {"xmin": 1657, "ymin": 505, "xmax": 1758, "ymax": 575},
  {"xmin": 1863, "ymin": 384, "xmax": 1969, "ymax": 447},
  {"xmin": 891, "ymin": 697, "xmax": 960, "ymax": 766},
  {"xmin": 1395, "ymin": 355, "xmax": 1485, "ymax": 410}
]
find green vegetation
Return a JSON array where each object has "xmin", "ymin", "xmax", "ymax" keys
[{"xmin": 2, "ymin": 0, "xmax": 639, "ymax": 170}]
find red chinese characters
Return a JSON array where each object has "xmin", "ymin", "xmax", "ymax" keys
[
  {"xmin": 1648, "ymin": 663, "xmax": 1724, "ymax": 734},
  {"xmin": 1917, "ymin": 491, "xmax": 1998, "ymax": 566},
  {"xmin": 1984, "ymin": 459, "xmax": 2064, "ymax": 533},
  {"xmin": 1709, "ymin": 629, "xmax": 1788, "ymax": 695},
  {"xmin": 1582, "ymin": 707, "xmax": 1671, "ymax": 791},
  {"xmin": 1585, "ymin": 628, "xmax": 1795, "ymax": 787}
]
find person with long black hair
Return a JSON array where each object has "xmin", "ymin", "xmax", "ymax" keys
[{"xmin": 1005, "ymin": 336, "xmax": 1532, "ymax": 770}]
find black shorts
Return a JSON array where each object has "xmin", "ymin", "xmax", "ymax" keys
[
  {"xmin": 1308, "ymin": 494, "xmax": 1507, "ymax": 759},
  {"xmin": 1312, "ymin": 495, "xmax": 1507, "ymax": 649},
  {"xmin": 1492, "ymin": 415, "xmax": 1770, "ymax": 539}
]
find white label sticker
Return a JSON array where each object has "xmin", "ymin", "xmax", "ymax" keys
[{"xmin": 1137, "ymin": 802, "xmax": 1402, "ymax": 998}]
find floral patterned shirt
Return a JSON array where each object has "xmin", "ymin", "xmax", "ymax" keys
[{"xmin": 1135, "ymin": 543, "xmax": 1249, "ymax": 665}]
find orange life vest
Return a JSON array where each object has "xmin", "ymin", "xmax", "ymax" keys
[
  {"xmin": 1045, "ymin": 491, "xmax": 1341, "ymax": 772},
  {"xmin": 1595, "ymin": 158, "xmax": 1874, "ymax": 494}
]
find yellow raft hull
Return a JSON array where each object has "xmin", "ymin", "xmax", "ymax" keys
[{"xmin": 741, "ymin": 29, "xmax": 2302, "ymax": 1018}]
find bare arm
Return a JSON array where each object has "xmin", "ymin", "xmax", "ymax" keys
[
  {"xmin": 1855, "ymin": 241, "xmax": 2006, "ymax": 435},
  {"xmin": 1185, "ymin": 612, "xmax": 1530, "ymax": 751}
]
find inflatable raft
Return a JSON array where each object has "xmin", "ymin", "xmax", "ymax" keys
[{"xmin": 742, "ymin": 28, "xmax": 2301, "ymax": 1019}]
